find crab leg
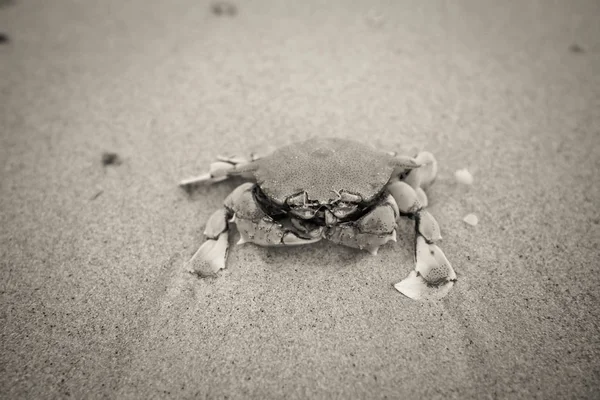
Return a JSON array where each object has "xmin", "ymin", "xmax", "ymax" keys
[
  {"xmin": 387, "ymin": 180, "xmax": 456, "ymax": 300},
  {"xmin": 179, "ymin": 153, "xmax": 261, "ymax": 186},
  {"xmin": 185, "ymin": 207, "xmax": 233, "ymax": 277},
  {"xmin": 402, "ymin": 151, "xmax": 438, "ymax": 190},
  {"xmin": 185, "ymin": 183, "xmax": 262, "ymax": 276}
]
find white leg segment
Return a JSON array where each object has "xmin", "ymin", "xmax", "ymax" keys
[{"xmin": 179, "ymin": 153, "xmax": 261, "ymax": 187}]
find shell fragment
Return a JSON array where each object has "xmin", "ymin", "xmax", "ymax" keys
[
  {"xmin": 463, "ymin": 213, "xmax": 479, "ymax": 226},
  {"xmin": 454, "ymin": 168, "xmax": 474, "ymax": 185}
]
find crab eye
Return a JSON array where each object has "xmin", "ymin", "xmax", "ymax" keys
[
  {"xmin": 332, "ymin": 202, "xmax": 358, "ymax": 218},
  {"xmin": 290, "ymin": 207, "xmax": 318, "ymax": 219}
]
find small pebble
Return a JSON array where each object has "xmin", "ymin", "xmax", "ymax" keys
[
  {"xmin": 365, "ymin": 10, "xmax": 385, "ymax": 27},
  {"xmin": 0, "ymin": 0, "xmax": 16, "ymax": 8},
  {"xmin": 211, "ymin": 1, "xmax": 237, "ymax": 16},
  {"xmin": 0, "ymin": 33, "xmax": 9, "ymax": 44},
  {"xmin": 101, "ymin": 152, "xmax": 121, "ymax": 166},
  {"xmin": 463, "ymin": 213, "xmax": 479, "ymax": 226},
  {"xmin": 455, "ymin": 168, "xmax": 474, "ymax": 185},
  {"xmin": 569, "ymin": 44, "xmax": 585, "ymax": 53}
]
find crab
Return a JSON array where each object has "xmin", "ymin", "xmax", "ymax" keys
[{"xmin": 180, "ymin": 138, "xmax": 456, "ymax": 300}]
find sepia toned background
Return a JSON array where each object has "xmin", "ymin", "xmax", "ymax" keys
[{"xmin": 1, "ymin": 0, "xmax": 599, "ymax": 398}]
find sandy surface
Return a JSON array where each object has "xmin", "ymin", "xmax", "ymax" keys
[{"xmin": 1, "ymin": 0, "xmax": 599, "ymax": 398}]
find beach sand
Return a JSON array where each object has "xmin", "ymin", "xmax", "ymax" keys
[{"xmin": 1, "ymin": 0, "xmax": 599, "ymax": 398}]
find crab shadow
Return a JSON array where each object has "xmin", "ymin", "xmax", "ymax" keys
[
  {"xmin": 253, "ymin": 221, "xmax": 416, "ymax": 277},
  {"xmin": 259, "ymin": 241, "xmax": 370, "ymax": 273}
]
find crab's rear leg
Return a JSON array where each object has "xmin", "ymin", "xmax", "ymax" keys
[
  {"xmin": 388, "ymin": 156, "xmax": 456, "ymax": 300},
  {"xmin": 179, "ymin": 153, "xmax": 262, "ymax": 187}
]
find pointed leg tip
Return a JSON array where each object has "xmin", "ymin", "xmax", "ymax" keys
[
  {"xmin": 428, "ymin": 233, "xmax": 442, "ymax": 243},
  {"xmin": 179, "ymin": 173, "xmax": 212, "ymax": 187},
  {"xmin": 186, "ymin": 233, "xmax": 229, "ymax": 277},
  {"xmin": 185, "ymin": 261, "xmax": 223, "ymax": 278},
  {"xmin": 185, "ymin": 252, "xmax": 226, "ymax": 276},
  {"xmin": 367, "ymin": 246, "xmax": 379, "ymax": 256},
  {"xmin": 393, "ymin": 271, "xmax": 424, "ymax": 300}
]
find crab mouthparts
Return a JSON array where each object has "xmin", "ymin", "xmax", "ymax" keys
[
  {"xmin": 290, "ymin": 203, "xmax": 359, "ymax": 225},
  {"xmin": 253, "ymin": 185, "xmax": 364, "ymax": 226}
]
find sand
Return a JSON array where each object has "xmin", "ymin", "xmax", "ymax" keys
[{"xmin": 1, "ymin": 0, "xmax": 599, "ymax": 398}]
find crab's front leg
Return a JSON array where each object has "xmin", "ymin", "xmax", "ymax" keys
[
  {"xmin": 179, "ymin": 153, "xmax": 262, "ymax": 187},
  {"xmin": 387, "ymin": 157, "xmax": 457, "ymax": 300}
]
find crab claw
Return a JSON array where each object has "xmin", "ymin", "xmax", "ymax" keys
[
  {"xmin": 394, "ymin": 237, "xmax": 456, "ymax": 300},
  {"xmin": 186, "ymin": 232, "xmax": 229, "ymax": 277}
]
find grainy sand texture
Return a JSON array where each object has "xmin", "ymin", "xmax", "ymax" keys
[{"xmin": 1, "ymin": 0, "xmax": 599, "ymax": 398}]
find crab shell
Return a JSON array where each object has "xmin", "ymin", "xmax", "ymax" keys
[{"xmin": 251, "ymin": 138, "xmax": 409, "ymax": 206}]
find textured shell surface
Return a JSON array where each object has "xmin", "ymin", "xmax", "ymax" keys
[{"xmin": 254, "ymin": 138, "xmax": 395, "ymax": 204}]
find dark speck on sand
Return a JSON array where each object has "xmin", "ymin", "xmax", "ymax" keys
[
  {"xmin": 0, "ymin": 0, "xmax": 15, "ymax": 8},
  {"xmin": 101, "ymin": 152, "xmax": 121, "ymax": 166},
  {"xmin": 569, "ymin": 44, "xmax": 585, "ymax": 53},
  {"xmin": 211, "ymin": 1, "xmax": 237, "ymax": 16}
]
